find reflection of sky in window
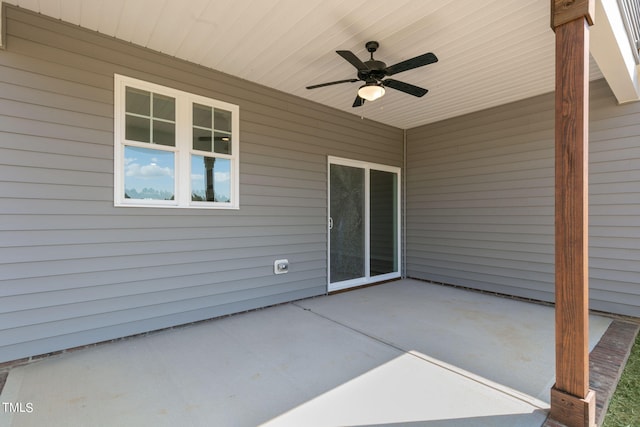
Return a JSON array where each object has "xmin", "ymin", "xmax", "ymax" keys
[
  {"xmin": 124, "ymin": 146, "xmax": 174, "ymax": 198},
  {"xmin": 191, "ymin": 156, "xmax": 231, "ymax": 202}
]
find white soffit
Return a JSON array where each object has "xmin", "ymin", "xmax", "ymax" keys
[{"xmin": 4, "ymin": 0, "xmax": 607, "ymax": 129}]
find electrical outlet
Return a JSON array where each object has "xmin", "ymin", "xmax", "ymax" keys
[{"xmin": 274, "ymin": 259, "xmax": 289, "ymax": 274}]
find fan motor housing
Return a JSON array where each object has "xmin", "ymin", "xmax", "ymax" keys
[
  {"xmin": 365, "ymin": 60, "xmax": 386, "ymax": 70},
  {"xmin": 358, "ymin": 60, "xmax": 387, "ymax": 81}
]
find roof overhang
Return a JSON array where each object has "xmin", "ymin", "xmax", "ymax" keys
[
  {"xmin": 591, "ymin": 0, "xmax": 640, "ymax": 103},
  {"xmin": 0, "ymin": 0, "xmax": 636, "ymax": 126}
]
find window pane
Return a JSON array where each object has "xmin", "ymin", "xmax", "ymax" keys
[
  {"xmin": 214, "ymin": 132, "xmax": 231, "ymax": 154},
  {"xmin": 214, "ymin": 109, "xmax": 231, "ymax": 132},
  {"xmin": 126, "ymin": 87, "xmax": 150, "ymax": 115},
  {"xmin": 125, "ymin": 115, "xmax": 150, "ymax": 142},
  {"xmin": 193, "ymin": 103, "xmax": 212, "ymax": 128},
  {"xmin": 191, "ymin": 156, "xmax": 231, "ymax": 203},
  {"xmin": 193, "ymin": 127, "xmax": 212, "ymax": 152},
  {"xmin": 370, "ymin": 170, "xmax": 398, "ymax": 276},
  {"xmin": 330, "ymin": 164, "xmax": 365, "ymax": 283},
  {"xmin": 124, "ymin": 146, "xmax": 175, "ymax": 201},
  {"xmin": 153, "ymin": 120, "xmax": 175, "ymax": 146},
  {"xmin": 153, "ymin": 94, "xmax": 175, "ymax": 121}
]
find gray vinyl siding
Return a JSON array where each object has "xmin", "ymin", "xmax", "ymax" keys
[
  {"xmin": 406, "ymin": 78, "xmax": 640, "ymax": 317},
  {"xmin": 0, "ymin": 5, "xmax": 402, "ymax": 363}
]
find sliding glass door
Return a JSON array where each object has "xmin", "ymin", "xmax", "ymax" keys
[{"xmin": 328, "ymin": 157, "xmax": 400, "ymax": 292}]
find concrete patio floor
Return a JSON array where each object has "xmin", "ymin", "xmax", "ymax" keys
[{"xmin": 0, "ymin": 279, "xmax": 612, "ymax": 427}]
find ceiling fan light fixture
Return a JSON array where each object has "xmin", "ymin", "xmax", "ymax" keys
[
  {"xmin": 358, "ymin": 83, "xmax": 385, "ymax": 101},
  {"xmin": 306, "ymin": 41, "xmax": 436, "ymax": 107}
]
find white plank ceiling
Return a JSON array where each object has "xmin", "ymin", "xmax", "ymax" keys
[{"xmin": 4, "ymin": 0, "xmax": 604, "ymax": 129}]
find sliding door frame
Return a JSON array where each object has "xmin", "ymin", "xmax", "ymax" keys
[{"xmin": 327, "ymin": 156, "xmax": 401, "ymax": 292}]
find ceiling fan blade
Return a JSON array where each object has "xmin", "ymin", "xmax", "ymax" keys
[
  {"xmin": 336, "ymin": 50, "xmax": 369, "ymax": 71},
  {"xmin": 383, "ymin": 79, "xmax": 429, "ymax": 97},
  {"xmin": 306, "ymin": 79, "xmax": 359, "ymax": 89},
  {"xmin": 352, "ymin": 95, "xmax": 365, "ymax": 107},
  {"xmin": 385, "ymin": 52, "xmax": 438, "ymax": 76}
]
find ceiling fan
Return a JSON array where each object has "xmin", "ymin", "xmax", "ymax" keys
[{"xmin": 306, "ymin": 41, "xmax": 438, "ymax": 107}]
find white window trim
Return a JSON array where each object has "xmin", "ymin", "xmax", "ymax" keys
[{"xmin": 114, "ymin": 74, "xmax": 240, "ymax": 209}]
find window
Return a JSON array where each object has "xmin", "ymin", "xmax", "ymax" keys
[{"xmin": 114, "ymin": 75, "xmax": 239, "ymax": 209}]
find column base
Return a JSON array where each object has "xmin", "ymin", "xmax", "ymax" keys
[{"xmin": 549, "ymin": 386, "xmax": 596, "ymax": 427}]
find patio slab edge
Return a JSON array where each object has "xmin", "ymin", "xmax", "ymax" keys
[{"xmin": 543, "ymin": 319, "xmax": 640, "ymax": 427}]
